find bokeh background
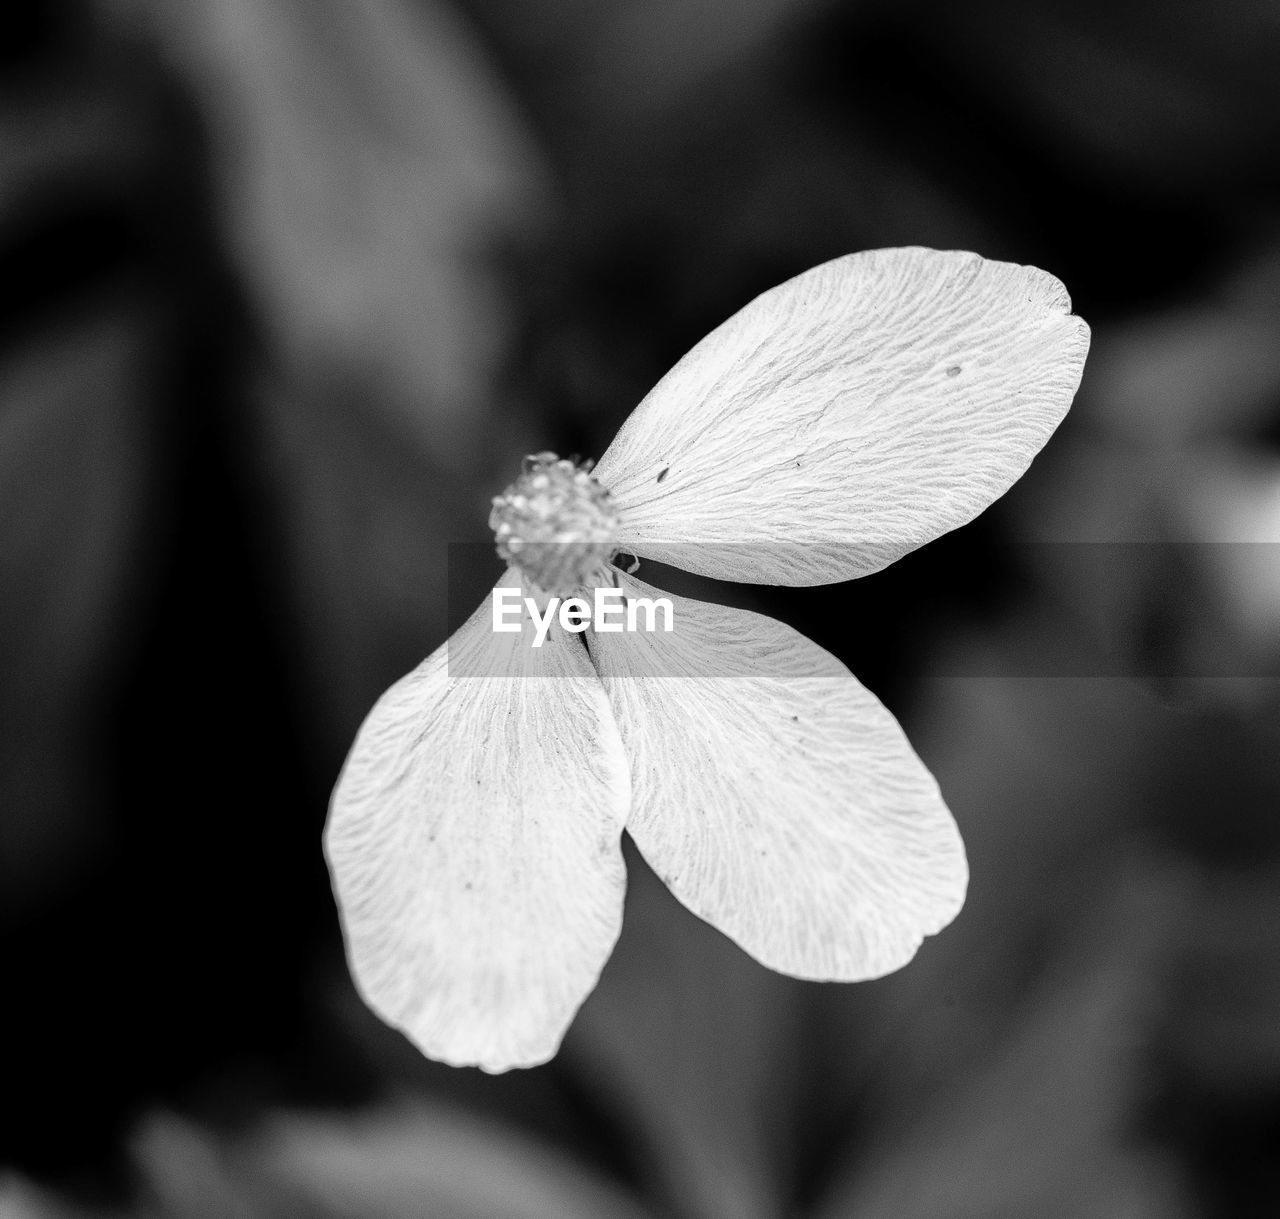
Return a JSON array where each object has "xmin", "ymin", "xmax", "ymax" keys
[{"xmin": 4, "ymin": 1, "xmax": 1280, "ymax": 1215}]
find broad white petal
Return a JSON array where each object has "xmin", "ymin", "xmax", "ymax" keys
[
  {"xmin": 325, "ymin": 572, "xmax": 630, "ymax": 1071},
  {"xmin": 586, "ymin": 575, "xmax": 966, "ymax": 980},
  {"xmin": 594, "ymin": 247, "xmax": 1089, "ymax": 584}
]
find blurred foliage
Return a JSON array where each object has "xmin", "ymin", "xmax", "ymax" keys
[{"xmin": 2, "ymin": 0, "xmax": 1280, "ymax": 1216}]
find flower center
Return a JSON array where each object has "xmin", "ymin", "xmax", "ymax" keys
[{"xmin": 489, "ymin": 452, "xmax": 619, "ymax": 596}]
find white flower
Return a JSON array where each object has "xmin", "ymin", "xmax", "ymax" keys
[{"xmin": 325, "ymin": 247, "xmax": 1090, "ymax": 1071}]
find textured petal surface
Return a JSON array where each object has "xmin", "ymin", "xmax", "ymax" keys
[
  {"xmin": 593, "ymin": 247, "xmax": 1089, "ymax": 584},
  {"xmin": 325, "ymin": 572, "xmax": 630, "ymax": 1071},
  {"xmin": 586, "ymin": 575, "xmax": 967, "ymax": 980}
]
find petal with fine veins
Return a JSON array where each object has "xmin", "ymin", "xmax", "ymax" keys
[
  {"xmin": 325, "ymin": 571, "xmax": 630, "ymax": 1071},
  {"xmin": 594, "ymin": 247, "xmax": 1089, "ymax": 585},
  {"xmin": 586, "ymin": 575, "xmax": 966, "ymax": 980}
]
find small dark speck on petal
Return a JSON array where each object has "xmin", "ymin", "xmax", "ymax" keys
[
  {"xmin": 946, "ymin": 365, "xmax": 962, "ymax": 377},
  {"xmin": 656, "ymin": 466, "xmax": 670, "ymax": 483},
  {"xmin": 791, "ymin": 714, "xmax": 799, "ymax": 721}
]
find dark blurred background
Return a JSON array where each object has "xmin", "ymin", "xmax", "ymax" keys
[{"xmin": 3, "ymin": 1, "xmax": 1280, "ymax": 1216}]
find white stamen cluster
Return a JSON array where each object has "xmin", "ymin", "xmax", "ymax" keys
[{"xmin": 489, "ymin": 452, "xmax": 620, "ymax": 597}]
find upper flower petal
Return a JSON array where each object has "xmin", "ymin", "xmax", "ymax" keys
[
  {"xmin": 593, "ymin": 247, "xmax": 1089, "ymax": 585},
  {"xmin": 585, "ymin": 574, "xmax": 967, "ymax": 981},
  {"xmin": 325, "ymin": 571, "xmax": 631, "ymax": 1071}
]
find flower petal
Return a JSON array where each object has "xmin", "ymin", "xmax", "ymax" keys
[
  {"xmin": 325, "ymin": 572, "xmax": 630, "ymax": 1071},
  {"xmin": 585, "ymin": 575, "xmax": 966, "ymax": 980},
  {"xmin": 593, "ymin": 247, "xmax": 1089, "ymax": 585}
]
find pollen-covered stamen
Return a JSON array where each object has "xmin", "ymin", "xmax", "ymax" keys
[{"xmin": 489, "ymin": 452, "xmax": 620, "ymax": 597}]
